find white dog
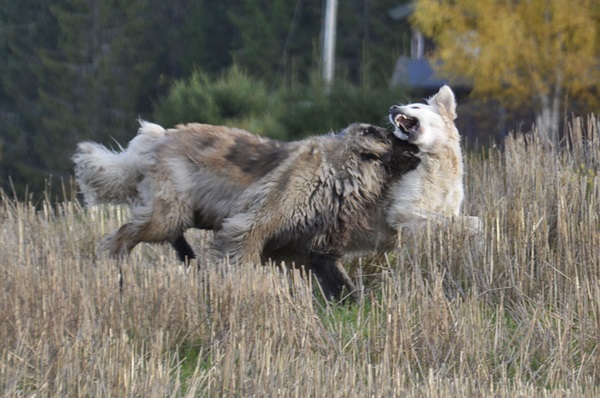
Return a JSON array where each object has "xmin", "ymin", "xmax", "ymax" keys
[{"xmin": 387, "ymin": 85, "xmax": 481, "ymax": 230}]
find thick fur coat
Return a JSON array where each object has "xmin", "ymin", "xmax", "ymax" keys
[
  {"xmin": 73, "ymin": 122, "xmax": 420, "ymax": 300},
  {"xmin": 386, "ymin": 86, "xmax": 480, "ymax": 232},
  {"xmin": 347, "ymin": 85, "xmax": 480, "ymax": 253},
  {"xmin": 73, "ymin": 85, "xmax": 479, "ymax": 299}
]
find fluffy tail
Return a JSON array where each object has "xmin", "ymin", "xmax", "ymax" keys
[{"xmin": 73, "ymin": 120, "xmax": 167, "ymax": 205}]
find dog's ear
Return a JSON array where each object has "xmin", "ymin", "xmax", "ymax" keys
[{"xmin": 428, "ymin": 85, "xmax": 457, "ymax": 120}]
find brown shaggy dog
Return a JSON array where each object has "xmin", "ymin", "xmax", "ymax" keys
[{"xmin": 73, "ymin": 122, "xmax": 420, "ymax": 300}]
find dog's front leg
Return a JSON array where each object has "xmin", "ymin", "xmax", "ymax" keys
[
  {"xmin": 213, "ymin": 213, "xmax": 265, "ymax": 265},
  {"xmin": 307, "ymin": 253, "xmax": 358, "ymax": 302}
]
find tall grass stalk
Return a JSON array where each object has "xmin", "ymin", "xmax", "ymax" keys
[{"xmin": 1, "ymin": 116, "xmax": 599, "ymax": 396}]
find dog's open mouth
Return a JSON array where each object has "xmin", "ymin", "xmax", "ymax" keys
[{"xmin": 394, "ymin": 114, "xmax": 420, "ymax": 135}]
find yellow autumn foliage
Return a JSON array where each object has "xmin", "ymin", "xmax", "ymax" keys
[{"xmin": 412, "ymin": 0, "xmax": 600, "ymax": 107}]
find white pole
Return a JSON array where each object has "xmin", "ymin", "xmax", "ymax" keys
[{"xmin": 323, "ymin": 0, "xmax": 337, "ymax": 89}]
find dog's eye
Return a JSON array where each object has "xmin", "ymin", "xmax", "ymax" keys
[
  {"xmin": 362, "ymin": 127, "xmax": 375, "ymax": 136},
  {"xmin": 410, "ymin": 105, "xmax": 421, "ymax": 109}
]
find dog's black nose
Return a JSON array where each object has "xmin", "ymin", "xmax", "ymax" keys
[{"xmin": 389, "ymin": 105, "xmax": 400, "ymax": 114}]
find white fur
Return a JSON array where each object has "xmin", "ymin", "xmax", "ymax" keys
[{"xmin": 385, "ymin": 86, "xmax": 479, "ymax": 232}]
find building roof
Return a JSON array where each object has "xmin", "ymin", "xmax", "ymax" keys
[
  {"xmin": 391, "ymin": 57, "xmax": 449, "ymax": 89},
  {"xmin": 389, "ymin": 2, "xmax": 415, "ymax": 20}
]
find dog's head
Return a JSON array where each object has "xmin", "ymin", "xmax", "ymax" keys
[
  {"xmin": 341, "ymin": 123, "xmax": 394, "ymax": 162},
  {"xmin": 389, "ymin": 85, "xmax": 459, "ymax": 151}
]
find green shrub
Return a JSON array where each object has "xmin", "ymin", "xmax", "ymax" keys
[
  {"xmin": 153, "ymin": 66, "xmax": 271, "ymax": 130},
  {"xmin": 153, "ymin": 70, "xmax": 219, "ymax": 127},
  {"xmin": 210, "ymin": 65, "xmax": 269, "ymax": 120},
  {"xmin": 153, "ymin": 68, "xmax": 411, "ymax": 141},
  {"xmin": 275, "ymin": 78, "xmax": 408, "ymax": 139}
]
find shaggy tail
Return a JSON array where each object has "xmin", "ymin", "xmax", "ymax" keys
[{"xmin": 73, "ymin": 120, "xmax": 166, "ymax": 205}]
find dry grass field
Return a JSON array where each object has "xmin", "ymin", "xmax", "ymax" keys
[{"xmin": 1, "ymin": 116, "xmax": 600, "ymax": 397}]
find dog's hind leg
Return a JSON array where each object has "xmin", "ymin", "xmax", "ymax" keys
[
  {"xmin": 170, "ymin": 235, "xmax": 196, "ymax": 264},
  {"xmin": 101, "ymin": 220, "xmax": 189, "ymax": 258},
  {"xmin": 101, "ymin": 197, "xmax": 192, "ymax": 259},
  {"xmin": 100, "ymin": 222, "xmax": 145, "ymax": 257}
]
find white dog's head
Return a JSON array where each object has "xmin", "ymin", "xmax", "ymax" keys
[{"xmin": 389, "ymin": 85, "xmax": 459, "ymax": 152}]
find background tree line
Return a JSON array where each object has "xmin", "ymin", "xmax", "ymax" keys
[
  {"xmin": 0, "ymin": 0, "xmax": 410, "ymax": 197},
  {"xmin": 1, "ymin": 0, "xmax": 599, "ymax": 199}
]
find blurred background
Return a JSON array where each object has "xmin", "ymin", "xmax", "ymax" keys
[{"xmin": 1, "ymin": 0, "xmax": 598, "ymax": 198}]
